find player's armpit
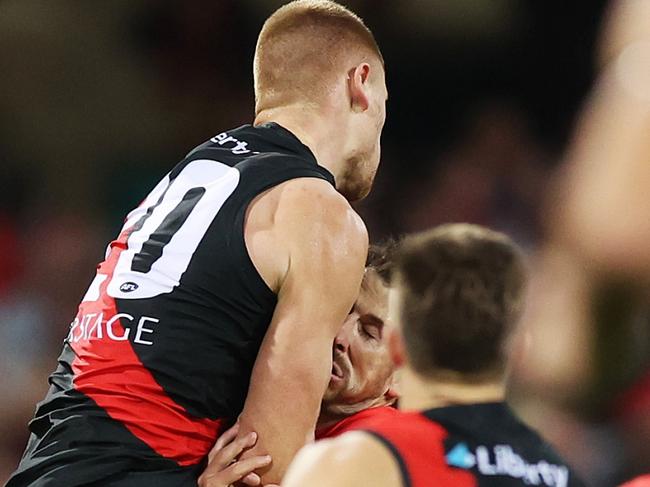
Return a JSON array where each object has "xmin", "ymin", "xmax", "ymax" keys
[
  {"xmin": 236, "ymin": 178, "xmax": 369, "ymax": 483},
  {"xmin": 282, "ymin": 432, "xmax": 402, "ymax": 487}
]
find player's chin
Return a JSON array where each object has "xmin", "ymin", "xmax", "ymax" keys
[
  {"xmin": 323, "ymin": 378, "xmax": 346, "ymax": 400},
  {"xmin": 343, "ymin": 179, "xmax": 374, "ymax": 202}
]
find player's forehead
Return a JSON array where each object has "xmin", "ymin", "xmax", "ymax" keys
[
  {"xmin": 356, "ymin": 269, "xmax": 389, "ymax": 320},
  {"xmin": 387, "ymin": 285, "xmax": 402, "ymax": 328}
]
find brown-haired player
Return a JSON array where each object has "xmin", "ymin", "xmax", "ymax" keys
[
  {"xmin": 7, "ymin": 1, "xmax": 387, "ymax": 486},
  {"xmin": 283, "ymin": 224, "xmax": 585, "ymax": 487}
]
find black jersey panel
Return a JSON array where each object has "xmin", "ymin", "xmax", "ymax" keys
[
  {"xmin": 7, "ymin": 347, "xmax": 195, "ymax": 487},
  {"xmin": 9, "ymin": 122, "xmax": 337, "ymax": 484},
  {"xmin": 119, "ymin": 128, "xmax": 335, "ymax": 420},
  {"xmin": 425, "ymin": 403, "xmax": 586, "ymax": 487}
]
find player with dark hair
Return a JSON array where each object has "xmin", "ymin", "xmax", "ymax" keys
[
  {"xmin": 283, "ymin": 224, "xmax": 585, "ymax": 487},
  {"xmin": 7, "ymin": 1, "xmax": 387, "ymax": 486},
  {"xmin": 316, "ymin": 241, "xmax": 401, "ymax": 438}
]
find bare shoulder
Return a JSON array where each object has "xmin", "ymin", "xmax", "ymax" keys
[
  {"xmin": 245, "ymin": 177, "xmax": 367, "ymax": 292},
  {"xmin": 275, "ymin": 178, "xmax": 367, "ymax": 240},
  {"xmin": 273, "ymin": 178, "xmax": 368, "ymax": 269},
  {"xmin": 282, "ymin": 432, "xmax": 402, "ymax": 487}
]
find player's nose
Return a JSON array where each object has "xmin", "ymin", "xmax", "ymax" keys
[
  {"xmin": 334, "ymin": 332, "xmax": 349, "ymax": 354},
  {"xmin": 334, "ymin": 321, "xmax": 352, "ymax": 354}
]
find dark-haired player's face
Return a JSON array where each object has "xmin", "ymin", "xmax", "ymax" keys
[{"xmin": 321, "ymin": 270, "xmax": 395, "ymax": 414}]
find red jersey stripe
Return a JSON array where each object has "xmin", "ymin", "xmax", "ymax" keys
[{"xmin": 70, "ymin": 228, "xmax": 223, "ymax": 466}]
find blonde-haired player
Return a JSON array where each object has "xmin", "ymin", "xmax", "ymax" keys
[{"xmin": 7, "ymin": 1, "xmax": 387, "ymax": 486}]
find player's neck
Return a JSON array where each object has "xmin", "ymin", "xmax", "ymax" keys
[
  {"xmin": 398, "ymin": 367, "xmax": 506, "ymax": 412},
  {"xmin": 254, "ymin": 106, "xmax": 347, "ymax": 184}
]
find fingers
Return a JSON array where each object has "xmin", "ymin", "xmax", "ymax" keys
[
  {"xmin": 200, "ymin": 427, "xmax": 271, "ymax": 487},
  {"xmin": 198, "ymin": 453, "xmax": 272, "ymax": 487},
  {"xmin": 208, "ymin": 422, "xmax": 240, "ymax": 462},
  {"xmin": 213, "ymin": 432, "xmax": 259, "ymax": 471},
  {"xmin": 241, "ymin": 472, "xmax": 262, "ymax": 486},
  {"xmin": 224, "ymin": 454, "xmax": 272, "ymax": 483}
]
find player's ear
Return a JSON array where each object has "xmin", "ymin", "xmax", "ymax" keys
[
  {"xmin": 348, "ymin": 63, "xmax": 371, "ymax": 113},
  {"xmin": 388, "ymin": 327, "xmax": 406, "ymax": 368}
]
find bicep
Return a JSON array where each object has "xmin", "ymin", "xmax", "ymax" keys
[
  {"xmin": 237, "ymin": 182, "xmax": 368, "ymax": 481},
  {"xmin": 259, "ymin": 181, "xmax": 368, "ymax": 367}
]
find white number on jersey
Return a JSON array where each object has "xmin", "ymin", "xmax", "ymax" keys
[{"xmin": 103, "ymin": 159, "xmax": 240, "ymax": 300}]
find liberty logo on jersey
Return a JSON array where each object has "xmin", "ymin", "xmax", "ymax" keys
[
  {"xmin": 446, "ymin": 443, "xmax": 476, "ymax": 469},
  {"xmin": 445, "ymin": 442, "xmax": 569, "ymax": 487},
  {"xmin": 210, "ymin": 131, "xmax": 259, "ymax": 155}
]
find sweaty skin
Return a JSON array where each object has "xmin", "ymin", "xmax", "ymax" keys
[
  {"xmin": 226, "ymin": 58, "xmax": 386, "ymax": 485},
  {"xmin": 319, "ymin": 268, "xmax": 396, "ymax": 426},
  {"xmin": 200, "ymin": 3, "xmax": 388, "ymax": 481},
  {"xmin": 201, "ymin": 178, "xmax": 368, "ymax": 485},
  {"xmin": 199, "ymin": 265, "xmax": 397, "ymax": 486}
]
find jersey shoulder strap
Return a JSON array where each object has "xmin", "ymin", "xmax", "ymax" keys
[{"xmin": 361, "ymin": 411, "xmax": 477, "ymax": 487}]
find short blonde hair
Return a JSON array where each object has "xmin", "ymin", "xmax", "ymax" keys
[{"xmin": 254, "ymin": 0, "xmax": 383, "ymax": 113}]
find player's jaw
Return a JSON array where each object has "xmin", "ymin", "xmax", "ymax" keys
[
  {"xmin": 338, "ymin": 76, "xmax": 385, "ymax": 201},
  {"xmin": 337, "ymin": 155, "xmax": 378, "ymax": 201}
]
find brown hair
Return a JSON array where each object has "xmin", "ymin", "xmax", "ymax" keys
[
  {"xmin": 393, "ymin": 224, "xmax": 527, "ymax": 380},
  {"xmin": 366, "ymin": 238, "xmax": 399, "ymax": 286},
  {"xmin": 254, "ymin": 0, "xmax": 383, "ymax": 113}
]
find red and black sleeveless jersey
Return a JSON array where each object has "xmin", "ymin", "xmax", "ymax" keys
[
  {"xmin": 315, "ymin": 406, "xmax": 400, "ymax": 440},
  {"xmin": 8, "ymin": 123, "xmax": 336, "ymax": 487},
  {"xmin": 361, "ymin": 402, "xmax": 585, "ymax": 487}
]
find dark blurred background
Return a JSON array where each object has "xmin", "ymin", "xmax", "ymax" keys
[{"xmin": 2, "ymin": 1, "xmax": 648, "ymax": 485}]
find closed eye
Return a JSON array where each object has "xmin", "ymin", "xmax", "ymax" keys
[{"xmin": 358, "ymin": 317, "xmax": 383, "ymax": 341}]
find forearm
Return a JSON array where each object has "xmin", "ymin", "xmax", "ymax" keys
[{"xmin": 237, "ymin": 339, "xmax": 333, "ymax": 483}]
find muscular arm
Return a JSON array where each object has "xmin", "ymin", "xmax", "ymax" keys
[
  {"xmin": 236, "ymin": 178, "xmax": 368, "ymax": 483},
  {"xmin": 282, "ymin": 432, "xmax": 402, "ymax": 487}
]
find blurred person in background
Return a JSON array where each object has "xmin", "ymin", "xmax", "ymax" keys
[
  {"xmin": 283, "ymin": 224, "xmax": 585, "ymax": 487},
  {"xmin": 6, "ymin": 1, "xmax": 387, "ymax": 486},
  {"xmin": 517, "ymin": 0, "xmax": 650, "ymax": 484},
  {"xmin": 0, "ymin": 211, "xmax": 105, "ymax": 481}
]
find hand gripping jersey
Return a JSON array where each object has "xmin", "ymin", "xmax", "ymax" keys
[
  {"xmin": 361, "ymin": 402, "xmax": 585, "ymax": 487},
  {"xmin": 8, "ymin": 123, "xmax": 336, "ymax": 487}
]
